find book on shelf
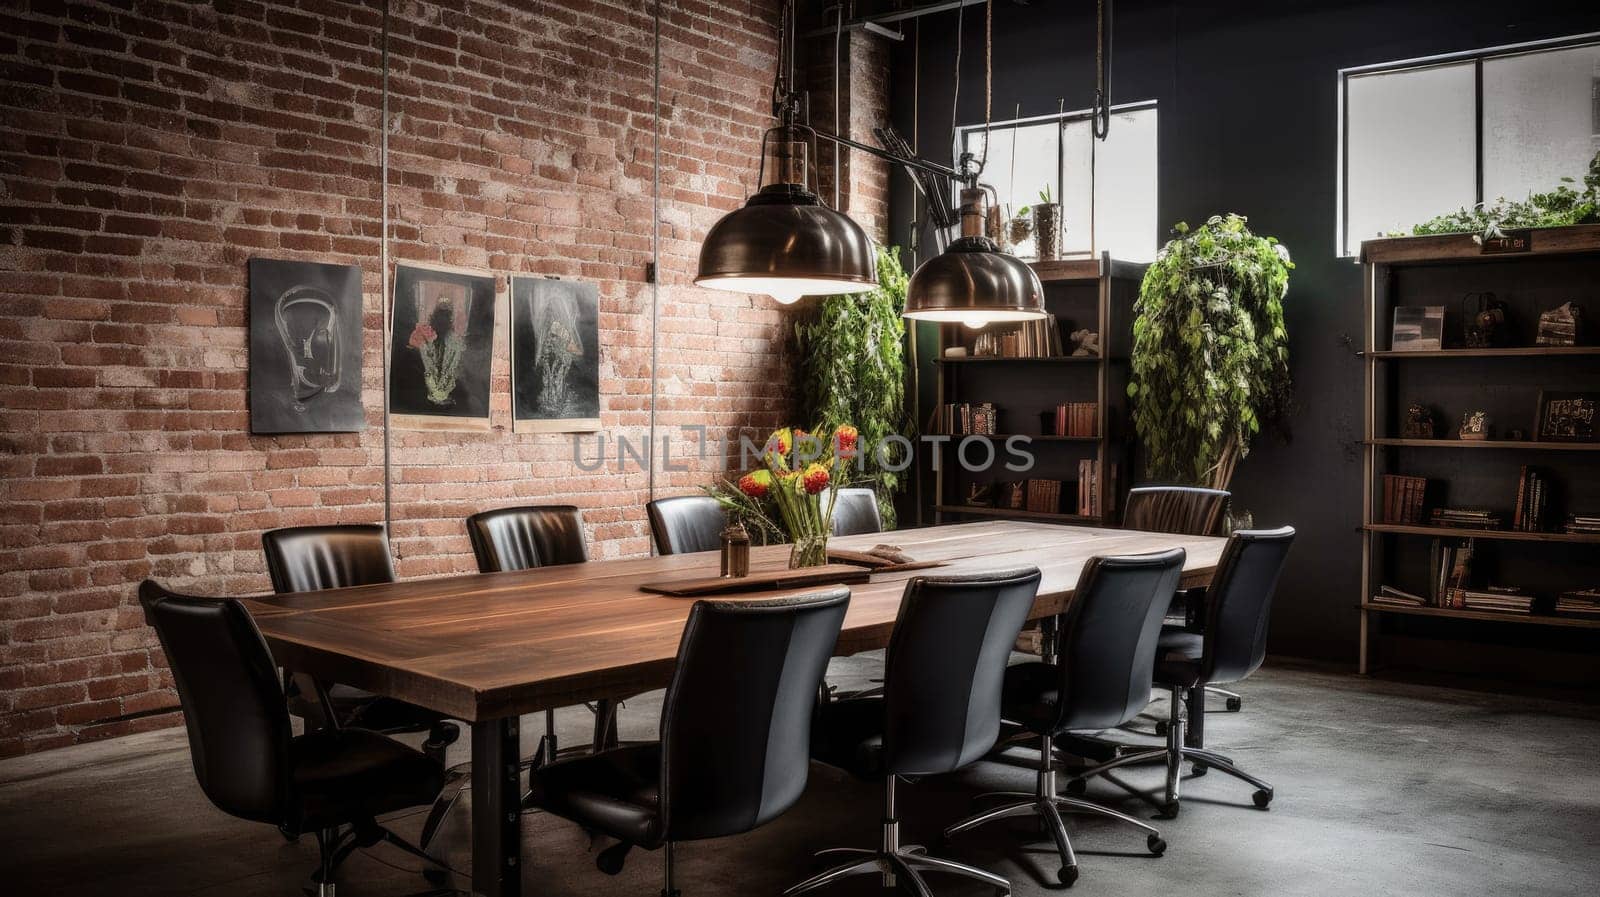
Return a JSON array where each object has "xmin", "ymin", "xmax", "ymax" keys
[
  {"xmin": 1556, "ymin": 588, "xmax": 1600, "ymax": 617},
  {"xmin": 1025, "ymin": 478, "xmax": 1064, "ymax": 514},
  {"xmin": 940, "ymin": 402, "xmax": 997, "ymax": 436},
  {"xmin": 1380, "ymin": 474, "xmax": 1429, "ymax": 525},
  {"xmin": 1564, "ymin": 514, "xmax": 1600, "ymax": 535},
  {"xmin": 1075, "ymin": 459, "xmax": 1117, "ymax": 518},
  {"xmin": 1429, "ymin": 508, "xmax": 1503, "ymax": 530},
  {"xmin": 971, "ymin": 314, "xmax": 1064, "ymax": 358},
  {"xmin": 1427, "ymin": 538, "xmax": 1475, "ymax": 607},
  {"xmin": 1452, "ymin": 587, "xmax": 1534, "ymax": 615},
  {"xmin": 1053, "ymin": 402, "xmax": 1098, "ymax": 437},
  {"xmin": 1372, "ymin": 585, "xmax": 1427, "ymax": 608},
  {"xmin": 1512, "ymin": 467, "xmax": 1557, "ymax": 532}
]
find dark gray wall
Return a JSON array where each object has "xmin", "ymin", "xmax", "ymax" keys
[{"xmin": 887, "ymin": 0, "xmax": 1600, "ymax": 662}]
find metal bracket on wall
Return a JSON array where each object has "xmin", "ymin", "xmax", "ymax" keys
[{"xmin": 645, "ymin": 262, "xmax": 657, "ymax": 284}]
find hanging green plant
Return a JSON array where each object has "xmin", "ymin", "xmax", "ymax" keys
[
  {"xmin": 795, "ymin": 245, "xmax": 911, "ymax": 528},
  {"xmin": 1410, "ymin": 151, "xmax": 1600, "ymax": 241},
  {"xmin": 1128, "ymin": 214, "xmax": 1293, "ymax": 489}
]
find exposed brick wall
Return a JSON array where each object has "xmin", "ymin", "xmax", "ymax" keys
[{"xmin": 0, "ymin": 0, "xmax": 890, "ymax": 756}]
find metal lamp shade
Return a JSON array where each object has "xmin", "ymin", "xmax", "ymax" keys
[
  {"xmin": 903, "ymin": 236, "xmax": 1047, "ymax": 325},
  {"xmin": 695, "ymin": 185, "xmax": 877, "ymax": 304}
]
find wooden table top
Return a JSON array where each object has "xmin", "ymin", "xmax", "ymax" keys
[{"xmin": 248, "ymin": 521, "xmax": 1226, "ymax": 722}]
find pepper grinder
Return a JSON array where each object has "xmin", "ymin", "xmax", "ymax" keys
[{"xmin": 719, "ymin": 519, "xmax": 750, "ymax": 578}]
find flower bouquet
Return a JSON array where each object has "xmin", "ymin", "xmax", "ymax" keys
[{"xmin": 707, "ymin": 424, "xmax": 859, "ymax": 568}]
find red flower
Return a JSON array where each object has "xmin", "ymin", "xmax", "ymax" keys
[
  {"xmin": 407, "ymin": 323, "xmax": 437, "ymax": 349},
  {"xmin": 833, "ymin": 424, "xmax": 859, "ymax": 454},
  {"xmin": 738, "ymin": 470, "xmax": 772, "ymax": 498},
  {"xmin": 801, "ymin": 463, "xmax": 830, "ymax": 495}
]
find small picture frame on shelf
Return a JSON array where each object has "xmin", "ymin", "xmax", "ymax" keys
[
  {"xmin": 1537, "ymin": 390, "xmax": 1598, "ymax": 442},
  {"xmin": 1391, "ymin": 306, "xmax": 1445, "ymax": 351}
]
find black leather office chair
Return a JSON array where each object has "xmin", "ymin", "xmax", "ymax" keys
[
  {"xmin": 944, "ymin": 550, "xmax": 1184, "ymax": 887},
  {"xmin": 527, "ymin": 588, "xmax": 850, "ymax": 897},
  {"xmin": 261, "ymin": 525, "xmax": 460, "ymax": 767},
  {"xmin": 1066, "ymin": 527, "xmax": 1294, "ymax": 817},
  {"xmin": 646, "ymin": 495, "xmax": 725, "ymax": 555},
  {"xmin": 788, "ymin": 568, "xmax": 1042, "ymax": 897},
  {"xmin": 1122, "ymin": 485, "xmax": 1245, "ymax": 715},
  {"xmin": 139, "ymin": 581, "xmax": 447, "ymax": 897},
  {"xmin": 830, "ymin": 487, "xmax": 882, "ymax": 537},
  {"xmin": 466, "ymin": 504, "xmax": 617, "ymax": 763}
]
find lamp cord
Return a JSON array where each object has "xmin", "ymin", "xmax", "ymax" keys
[{"xmin": 950, "ymin": 0, "xmax": 963, "ymax": 162}]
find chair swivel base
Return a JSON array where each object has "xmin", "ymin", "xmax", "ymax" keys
[
  {"xmin": 944, "ymin": 740, "xmax": 1164, "ymax": 889},
  {"xmin": 786, "ymin": 777, "xmax": 1009, "ymax": 897}
]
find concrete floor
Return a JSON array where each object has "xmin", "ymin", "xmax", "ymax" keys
[{"xmin": 4, "ymin": 656, "xmax": 1599, "ymax": 897}]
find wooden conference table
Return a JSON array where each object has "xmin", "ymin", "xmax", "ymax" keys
[{"xmin": 246, "ymin": 520, "xmax": 1226, "ymax": 897}]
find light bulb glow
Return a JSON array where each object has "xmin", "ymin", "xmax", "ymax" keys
[{"xmin": 963, "ymin": 318, "xmax": 988, "ymax": 330}]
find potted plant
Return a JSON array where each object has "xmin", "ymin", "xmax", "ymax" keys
[
  {"xmin": 1031, "ymin": 185, "xmax": 1061, "ymax": 261},
  {"xmin": 1127, "ymin": 214, "xmax": 1293, "ymax": 490},
  {"xmin": 707, "ymin": 425, "xmax": 858, "ymax": 568}
]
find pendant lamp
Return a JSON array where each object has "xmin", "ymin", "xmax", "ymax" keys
[
  {"xmin": 903, "ymin": 187, "xmax": 1045, "ymax": 329},
  {"xmin": 695, "ymin": 123, "xmax": 877, "ymax": 304}
]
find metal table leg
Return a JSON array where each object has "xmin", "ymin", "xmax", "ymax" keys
[{"xmin": 471, "ymin": 718, "xmax": 522, "ymax": 897}]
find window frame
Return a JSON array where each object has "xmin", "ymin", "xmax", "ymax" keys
[
  {"xmin": 954, "ymin": 99, "xmax": 1158, "ymax": 259},
  {"xmin": 1336, "ymin": 31, "xmax": 1600, "ymax": 258}
]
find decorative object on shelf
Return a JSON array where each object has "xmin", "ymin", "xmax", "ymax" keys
[
  {"xmin": 389, "ymin": 264, "xmax": 496, "ymax": 432},
  {"xmin": 999, "ymin": 480, "xmax": 1026, "ymax": 509},
  {"xmin": 1401, "ymin": 403, "xmax": 1437, "ymax": 439},
  {"xmin": 511, "ymin": 277, "xmax": 600, "ymax": 434},
  {"xmin": 719, "ymin": 519, "xmax": 750, "ymax": 579},
  {"xmin": 1537, "ymin": 390, "xmax": 1597, "ymax": 442},
  {"xmin": 1477, "ymin": 228, "xmax": 1532, "ymax": 255},
  {"xmin": 965, "ymin": 482, "xmax": 995, "ymax": 507},
  {"xmin": 1411, "ymin": 150, "xmax": 1600, "ymax": 242},
  {"xmin": 1391, "ymin": 305, "xmax": 1445, "ymax": 352},
  {"xmin": 1128, "ymin": 214, "xmax": 1293, "ymax": 489},
  {"xmin": 1008, "ymin": 212, "xmax": 1033, "ymax": 252},
  {"xmin": 706, "ymin": 425, "xmax": 857, "ymax": 568},
  {"xmin": 1031, "ymin": 185, "xmax": 1061, "ymax": 261},
  {"xmin": 1460, "ymin": 292, "xmax": 1508, "ymax": 348},
  {"xmin": 943, "ymin": 346, "xmax": 969, "ymax": 358},
  {"xmin": 248, "ymin": 258, "xmax": 364, "ymax": 434},
  {"xmin": 1069, "ymin": 328, "xmax": 1100, "ymax": 356},
  {"xmin": 796, "ymin": 246, "xmax": 911, "ymax": 527},
  {"xmin": 1457, "ymin": 410, "xmax": 1490, "ymax": 440},
  {"xmin": 1506, "ymin": 428, "xmax": 1527, "ymax": 441},
  {"xmin": 1536, "ymin": 301, "xmax": 1584, "ymax": 347}
]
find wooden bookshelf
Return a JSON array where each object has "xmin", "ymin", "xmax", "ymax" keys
[
  {"xmin": 1359, "ymin": 226, "xmax": 1600, "ymax": 683},
  {"xmin": 929, "ymin": 252, "xmax": 1145, "ymax": 526}
]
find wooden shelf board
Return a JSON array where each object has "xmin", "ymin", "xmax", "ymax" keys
[
  {"xmin": 1361, "ymin": 602, "xmax": 1600, "ymax": 630},
  {"xmin": 934, "ymin": 355, "xmax": 1100, "ymax": 364},
  {"xmin": 1369, "ymin": 438, "xmax": 1600, "ymax": 451},
  {"xmin": 1368, "ymin": 346, "xmax": 1600, "ymax": 359},
  {"xmin": 1364, "ymin": 524, "xmax": 1600, "ymax": 544},
  {"xmin": 1360, "ymin": 224, "xmax": 1600, "ymax": 264},
  {"xmin": 935, "ymin": 504, "xmax": 1101, "ymax": 524}
]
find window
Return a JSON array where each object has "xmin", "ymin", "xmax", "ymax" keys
[
  {"xmin": 958, "ymin": 102, "xmax": 1158, "ymax": 262},
  {"xmin": 1338, "ymin": 34, "xmax": 1600, "ymax": 257}
]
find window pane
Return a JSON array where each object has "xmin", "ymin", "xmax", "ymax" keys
[
  {"xmin": 1483, "ymin": 44, "xmax": 1600, "ymax": 203},
  {"xmin": 1063, "ymin": 108, "xmax": 1159, "ymax": 261},
  {"xmin": 1345, "ymin": 62, "xmax": 1477, "ymax": 255}
]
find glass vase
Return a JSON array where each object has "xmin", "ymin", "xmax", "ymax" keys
[{"xmin": 788, "ymin": 532, "xmax": 829, "ymax": 569}]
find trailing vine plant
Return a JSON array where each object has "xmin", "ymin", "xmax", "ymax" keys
[
  {"xmin": 1128, "ymin": 214, "xmax": 1293, "ymax": 489},
  {"xmin": 1410, "ymin": 151, "xmax": 1600, "ymax": 240},
  {"xmin": 795, "ymin": 245, "xmax": 911, "ymax": 528}
]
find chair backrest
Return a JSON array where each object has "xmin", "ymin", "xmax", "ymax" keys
[
  {"xmin": 261, "ymin": 524, "xmax": 396, "ymax": 594},
  {"xmin": 1123, "ymin": 486, "xmax": 1231, "ymax": 536},
  {"xmin": 659, "ymin": 588, "xmax": 850, "ymax": 842},
  {"xmin": 882, "ymin": 567, "xmax": 1042, "ymax": 776},
  {"xmin": 830, "ymin": 487, "xmax": 883, "ymax": 537},
  {"xmin": 1054, "ymin": 549, "xmax": 1187, "ymax": 731},
  {"xmin": 1201, "ymin": 526, "xmax": 1295, "ymax": 684},
  {"xmin": 646, "ymin": 495, "xmax": 725, "ymax": 555},
  {"xmin": 138, "ymin": 581, "xmax": 291, "ymax": 826},
  {"xmin": 466, "ymin": 505, "xmax": 588, "ymax": 572}
]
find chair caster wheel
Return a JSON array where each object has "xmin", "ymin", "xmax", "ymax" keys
[
  {"xmin": 279, "ymin": 824, "xmax": 299, "ymax": 842},
  {"xmin": 1059, "ymin": 864, "xmax": 1079, "ymax": 887},
  {"xmin": 1191, "ymin": 761, "xmax": 1208, "ymax": 776},
  {"xmin": 1147, "ymin": 834, "xmax": 1166, "ymax": 856},
  {"xmin": 1226, "ymin": 697, "xmax": 1242, "ymax": 712},
  {"xmin": 1065, "ymin": 778, "xmax": 1087, "ymax": 796},
  {"xmin": 596, "ymin": 841, "xmax": 631, "ymax": 875},
  {"xmin": 1252, "ymin": 789, "xmax": 1273, "ymax": 809},
  {"xmin": 1154, "ymin": 721, "xmax": 1169, "ymax": 736}
]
